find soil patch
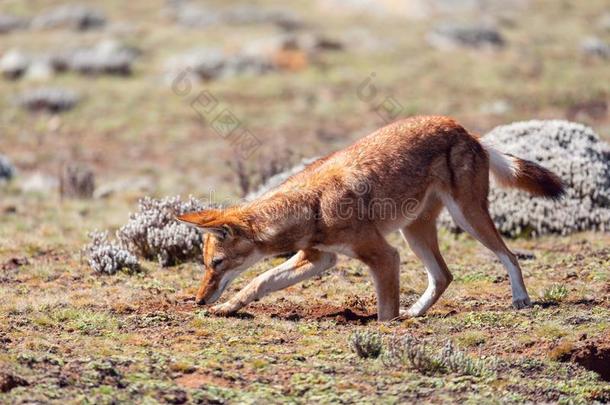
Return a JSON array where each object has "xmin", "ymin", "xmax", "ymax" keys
[
  {"xmin": 0, "ymin": 372, "xmax": 29, "ymax": 393},
  {"xmin": 175, "ymin": 372, "xmax": 234, "ymax": 389},
  {"xmin": 249, "ymin": 300, "xmax": 376, "ymax": 324},
  {"xmin": 558, "ymin": 338, "xmax": 610, "ymax": 382}
]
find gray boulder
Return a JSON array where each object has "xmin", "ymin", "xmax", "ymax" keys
[
  {"xmin": 16, "ymin": 87, "xmax": 79, "ymax": 113},
  {"xmin": 31, "ymin": 4, "xmax": 106, "ymax": 31},
  {"xmin": 427, "ymin": 23, "xmax": 505, "ymax": 49}
]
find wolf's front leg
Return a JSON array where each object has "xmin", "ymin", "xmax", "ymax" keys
[{"xmin": 210, "ymin": 249, "xmax": 337, "ymax": 316}]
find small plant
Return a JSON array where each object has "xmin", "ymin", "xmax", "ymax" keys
[
  {"xmin": 85, "ymin": 231, "xmax": 140, "ymax": 275},
  {"xmin": 440, "ymin": 341, "xmax": 496, "ymax": 377},
  {"xmin": 350, "ymin": 331, "xmax": 383, "ymax": 359},
  {"xmin": 383, "ymin": 334, "xmax": 444, "ymax": 374},
  {"xmin": 60, "ymin": 163, "xmax": 95, "ymax": 199},
  {"xmin": 383, "ymin": 335, "xmax": 496, "ymax": 377},
  {"xmin": 542, "ymin": 284, "xmax": 569, "ymax": 304}
]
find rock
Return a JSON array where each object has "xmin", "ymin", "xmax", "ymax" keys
[
  {"xmin": 24, "ymin": 59, "xmax": 54, "ymax": 81},
  {"xmin": 0, "ymin": 14, "xmax": 28, "ymax": 33},
  {"xmin": 0, "ymin": 49, "xmax": 29, "ymax": 79},
  {"xmin": 169, "ymin": 2, "xmax": 303, "ymax": 30},
  {"xmin": 59, "ymin": 163, "xmax": 95, "ymax": 199},
  {"xmin": 164, "ymin": 48, "xmax": 273, "ymax": 83},
  {"xmin": 31, "ymin": 4, "xmax": 106, "ymax": 31},
  {"xmin": 427, "ymin": 23, "xmax": 505, "ymax": 49},
  {"xmin": 66, "ymin": 39, "xmax": 139, "ymax": 76},
  {"xmin": 580, "ymin": 37, "xmax": 610, "ymax": 59},
  {"xmin": 0, "ymin": 155, "xmax": 15, "ymax": 182},
  {"xmin": 93, "ymin": 177, "xmax": 155, "ymax": 199},
  {"xmin": 20, "ymin": 172, "xmax": 59, "ymax": 193},
  {"xmin": 16, "ymin": 87, "xmax": 80, "ymax": 113},
  {"xmin": 317, "ymin": 0, "xmax": 528, "ymax": 19}
]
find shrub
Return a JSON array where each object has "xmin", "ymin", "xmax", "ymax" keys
[
  {"xmin": 115, "ymin": 196, "xmax": 208, "ymax": 267},
  {"xmin": 350, "ymin": 331, "xmax": 383, "ymax": 359},
  {"xmin": 441, "ymin": 120, "xmax": 610, "ymax": 237},
  {"xmin": 85, "ymin": 232, "xmax": 140, "ymax": 275},
  {"xmin": 59, "ymin": 163, "xmax": 95, "ymax": 199},
  {"xmin": 383, "ymin": 335, "xmax": 496, "ymax": 377}
]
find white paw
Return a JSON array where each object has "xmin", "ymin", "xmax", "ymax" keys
[
  {"xmin": 512, "ymin": 296, "xmax": 532, "ymax": 309},
  {"xmin": 209, "ymin": 302, "xmax": 239, "ymax": 317},
  {"xmin": 394, "ymin": 308, "xmax": 421, "ymax": 320}
]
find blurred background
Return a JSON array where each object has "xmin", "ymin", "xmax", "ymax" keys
[
  {"xmin": 0, "ymin": 0, "xmax": 609, "ymax": 207},
  {"xmin": 1, "ymin": 4, "xmax": 609, "ymax": 402}
]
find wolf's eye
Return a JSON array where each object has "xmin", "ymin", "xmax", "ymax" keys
[{"xmin": 210, "ymin": 257, "xmax": 224, "ymax": 269}]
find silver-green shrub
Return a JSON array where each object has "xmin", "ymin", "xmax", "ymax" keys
[
  {"xmin": 350, "ymin": 331, "xmax": 383, "ymax": 359},
  {"xmin": 115, "ymin": 196, "xmax": 207, "ymax": 267},
  {"xmin": 441, "ymin": 120, "xmax": 610, "ymax": 237},
  {"xmin": 85, "ymin": 231, "xmax": 140, "ymax": 275}
]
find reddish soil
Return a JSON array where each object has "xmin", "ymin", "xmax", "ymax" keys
[
  {"xmin": 248, "ymin": 301, "xmax": 376, "ymax": 324},
  {"xmin": 558, "ymin": 336, "xmax": 610, "ymax": 382},
  {"xmin": 175, "ymin": 372, "xmax": 234, "ymax": 389},
  {"xmin": 0, "ymin": 372, "xmax": 29, "ymax": 393},
  {"xmin": 570, "ymin": 342, "xmax": 610, "ymax": 382}
]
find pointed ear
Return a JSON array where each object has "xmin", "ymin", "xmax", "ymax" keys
[
  {"xmin": 176, "ymin": 210, "xmax": 240, "ymax": 239},
  {"xmin": 175, "ymin": 209, "xmax": 223, "ymax": 228}
]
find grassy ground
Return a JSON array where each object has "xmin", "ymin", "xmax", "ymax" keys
[
  {"xmin": 1, "ymin": 197, "xmax": 609, "ymax": 402},
  {"xmin": 1, "ymin": 0, "xmax": 609, "ymax": 403}
]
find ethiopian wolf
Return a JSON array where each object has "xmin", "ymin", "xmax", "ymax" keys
[{"xmin": 178, "ymin": 116, "xmax": 564, "ymax": 321}]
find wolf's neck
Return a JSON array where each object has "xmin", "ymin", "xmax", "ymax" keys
[{"xmin": 242, "ymin": 191, "xmax": 318, "ymax": 255}]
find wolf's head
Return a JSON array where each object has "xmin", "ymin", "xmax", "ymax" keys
[{"xmin": 177, "ymin": 209, "xmax": 263, "ymax": 305}]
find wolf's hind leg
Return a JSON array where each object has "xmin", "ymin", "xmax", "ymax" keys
[
  {"xmin": 210, "ymin": 249, "xmax": 336, "ymax": 316},
  {"xmin": 442, "ymin": 194, "xmax": 531, "ymax": 309}
]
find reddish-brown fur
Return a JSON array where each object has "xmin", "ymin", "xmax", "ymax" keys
[{"xmin": 178, "ymin": 116, "xmax": 564, "ymax": 320}]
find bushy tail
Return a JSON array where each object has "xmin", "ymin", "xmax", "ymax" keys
[{"xmin": 480, "ymin": 139, "xmax": 565, "ymax": 200}]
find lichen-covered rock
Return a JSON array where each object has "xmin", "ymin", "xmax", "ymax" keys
[
  {"xmin": 0, "ymin": 14, "xmax": 28, "ymax": 34},
  {"xmin": 169, "ymin": 2, "xmax": 302, "ymax": 30},
  {"xmin": 116, "ymin": 196, "xmax": 208, "ymax": 267},
  {"xmin": 427, "ymin": 23, "xmax": 505, "ymax": 49},
  {"xmin": 0, "ymin": 155, "xmax": 15, "ymax": 182},
  {"xmin": 85, "ymin": 231, "xmax": 140, "ymax": 275},
  {"xmin": 64, "ymin": 40, "xmax": 139, "ymax": 76},
  {"xmin": 31, "ymin": 4, "xmax": 106, "ymax": 31},
  {"xmin": 16, "ymin": 87, "xmax": 79, "ymax": 113},
  {"xmin": 0, "ymin": 49, "xmax": 29, "ymax": 79},
  {"xmin": 580, "ymin": 37, "xmax": 610, "ymax": 59},
  {"xmin": 440, "ymin": 120, "xmax": 610, "ymax": 237},
  {"xmin": 164, "ymin": 48, "xmax": 274, "ymax": 83}
]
